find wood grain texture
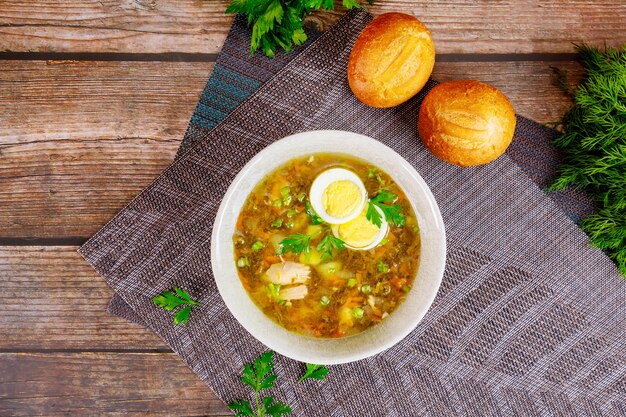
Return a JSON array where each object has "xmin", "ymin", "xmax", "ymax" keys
[
  {"xmin": 0, "ymin": 60, "xmax": 213, "ymax": 238},
  {"xmin": 0, "ymin": 352, "xmax": 231, "ymax": 416},
  {"xmin": 0, "ymin": 59, "xmax": 580, "ymax": 239},
  {"xmin": 0, "ymin": 0, "xmax": 624, "ymax": 54},
  {"xmin": 0, "ymin": 246, "xmax": 167, "ymax": 350}
]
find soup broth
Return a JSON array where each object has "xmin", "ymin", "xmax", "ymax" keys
[{"xmin": 233, "ymin": 153, "xmax": 420, "ymax": 338}]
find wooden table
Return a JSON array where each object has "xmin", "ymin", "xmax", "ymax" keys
[{"xmin": 0, "ymin": 1, "xmax": 624, "ymax": 415}]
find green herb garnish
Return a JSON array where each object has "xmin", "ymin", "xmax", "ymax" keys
[
  {"xmin": 317, "ymin": 231, "xmax": 346, "ymax": 261},
  {"xmin": 304, "ymin": 201, "xmax": 324, "ymax": 225},
  {"xmin": 297, "ymin": 363, "xmax": 329, "ymax": 382},
  {"xmin": 225, "ymin": 0, "xmax": 370, "ymax": 58},
  {"xmin": 366, "ymin": 190, "xmax": 406, "ymax": 228},
  {"xmin": 229, "ymin": 351, "xmax": 292, "ymax": 417},
  {"xmin": 360, "ymin": 284, "xmax": 371, "ymax": 294},
  {"xmin": 551, "ymin": 44, "xmax": 626, "ymax": 276},
  {"xmin": 319, "ymin": 295, "xmax": 330, "ymax": 306},
  {"xmin": 252, "ymin": 240, "xmax": 265, "ymax": 251},
  {"xmin": 377, "ymin": 260, "xmax": 389, "ymax": 273},
  {"xmin": 152, "ymin": 288, "xmax": 200, "ymax": 326},
  {"xmin": 276, "ymin": 233, "xmax": 311, "ymax": 255},
  {"xmin": 238, "ymin": 256, "xmax": 251, "ymax": 268}
]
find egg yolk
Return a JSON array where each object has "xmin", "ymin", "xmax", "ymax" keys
[
  {"xmin": 337, "ymin": 209, "xmax": 381, "ymax": 248},
  {"xmin": 322, "ymin": 180, "xmax": 362, "ymax": 218}
]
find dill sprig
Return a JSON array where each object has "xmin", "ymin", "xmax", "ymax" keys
[{"xmin": 550, "ymin": 44, "xmax": 626, "ymax": 276}]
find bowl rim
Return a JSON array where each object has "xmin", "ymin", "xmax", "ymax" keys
[{"xmin": 211, "ymin": 130, "xmax": 446, "ymax": 364}]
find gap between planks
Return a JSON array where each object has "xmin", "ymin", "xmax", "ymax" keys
[{"xmin": 0, "ymin": 51, "xmax": 579, "ymax": 63}]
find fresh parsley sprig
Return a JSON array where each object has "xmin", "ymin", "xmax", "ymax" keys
[
  {"xmin": 152, "ymin": 288, "xmax": 200, "ymax": 326},
  {"xmin": 305, "ymin": 200, "xmax": 324, "ymax": 225},
  {"xmin": 366, "ymin": 190, "xmax": 406, "ymax": 228},
  {"xmin": 276, "ymin": 233, "xmax": 311, "ymax": 255},
  {"xmin": 229, "ymin": 351, "xmax": 291, "ymax": 417},
  {"xmin": 277, "ymin": 230, "xmax": 345, "ymax": 260},
  {"xmin": 317, "ymin": 232, "xmax": 345, "ymax": 261},
  {"xmin": 225, "ymin": 0, "xmax": 370, "ymax": 58},
  {"xmin": 230, "ymin": 352, "xmax": 330, "ymax": 416},
  {"xmin": 297, "ymin": 363, "xmax": 329, "ymax": 382}
]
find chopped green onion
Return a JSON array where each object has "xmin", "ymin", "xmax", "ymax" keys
[
  {"xmin": 402, "ymin": 285, "xmax": 412, "ymax": 293},
  {"xmin": 379, "ymin": 237, "xmax": 388, "ymax": 246},
  {"xmin": 412, "ymin": 224, "xmax": 420, "ymax": 233},
  {"xmin": 287, "ymin": 209, "xmax": 298, "ymax": 218},
  {"xmin": 237, "ymin": 257, "xmax": 249, "ymax": 268},
  {"xmin": 328, "ymin": 266, "xmax": 337, "ymax": 273},
  {"xmin": 319, "ymin": 296, "xmax": 330, "ymax": 306},
  {"xmin": 273, "ymin": 199, "xmax": 283, "ymax": 207},
  {"xmin": 360, "ymin": 284, "xmax": 371, "ymax": 294},
  {"xmin": 271, "ymin": 219, "xmax": 283, "ymax": 228},
  {"xmin": 267, "ymin": 283, "xmax": 281, "ymax": 301},
  {"xmin": 280, "ymin": 186, "xmax": 291, "ymax": 199},
  {"xmin": 377, "ymin": 261, "xmax": 389, "ymax": 273},
  {"xmin": 285, "ymin": 220, "xmax": 295, "ymax": 228},
  {"xmin": 351, "ymin": 307, "xmax": 364, "ymax": 319},
  {"xmin": 347, "ymin": 278, "xmax": 356, "ymax": 288},
  {"xmin": 251, "ymin": 240, "xmax": 265, "ymax": 251},
  {"xmin": 277, "ymin": 300, "xmax": 286, "ymax": 306},
  {"xmin": 283, "ymin": 195, "xmax": 293, "ymax": 206},
  {"xmin": 296, "ymin": 192, "xmax": 306, "ymax": 202},
  {"xmin": 367, "ymin": 167, "xmax": 378, "ymax": 178}
]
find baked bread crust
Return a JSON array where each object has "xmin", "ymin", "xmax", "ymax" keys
[
  {"xmin": 348, "ymin": 13, "xmax": 436, "ymax": 108},
  {"xmin": 418, "ymin": 80, "xmax": 516, "ymax": 166}
]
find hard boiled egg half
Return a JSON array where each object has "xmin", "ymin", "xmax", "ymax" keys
[{"xmin": 309, "ymin": 168, "xmax": 388, "ymax": 250}]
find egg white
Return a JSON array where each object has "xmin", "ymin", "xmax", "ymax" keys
[{"xmin": 309, "ymin": 168, "xmax": 368, "ymax": 225}]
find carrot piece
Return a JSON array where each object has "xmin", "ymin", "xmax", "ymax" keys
[{"xmin": 389, "ymin": 277, "xmax": 408, "ymax": 290}]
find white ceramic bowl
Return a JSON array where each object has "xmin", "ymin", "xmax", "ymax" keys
[{"xmin": 211, "ymin": 130, "xmax": 446, "ymax": 364}]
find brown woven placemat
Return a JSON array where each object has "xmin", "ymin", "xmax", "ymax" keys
[{"xmin": 80, "ymin": 10, "xmax": 625, "ymax": 416}]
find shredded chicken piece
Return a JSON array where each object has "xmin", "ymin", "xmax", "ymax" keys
[
  {"xmin": 264, "ymin": 261, "xmax": 311, "ymax": 285},
  {"xmin": 279, "ymin": 285, "xmax": 308, "ymax": 300}
]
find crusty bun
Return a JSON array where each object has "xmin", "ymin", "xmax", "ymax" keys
[
  {"xmin": 348, "ymin": 13, "xmax": 435, "ymax": 108},
  {"xmin": 418, "ymin": 80, "xmax": 516, "ymax": 166}
]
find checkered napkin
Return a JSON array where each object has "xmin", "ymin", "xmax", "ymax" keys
[{"xmin": 81, "ymin": 10, "xmax": 625, "ymax": 416}]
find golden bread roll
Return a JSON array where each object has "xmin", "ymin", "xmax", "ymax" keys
[
  {"xmin": 348, "ymin": 13, "xmax": 435, "ymax": 108},
  {"xmin": 418, "ymin": 80, "xmax": 516, "ymax": 166}
]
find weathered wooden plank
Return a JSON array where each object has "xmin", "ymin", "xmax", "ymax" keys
[
  {"xmin": 0, "ymin": 59, "xmax": 580, "ymax": 238},
  {"xmin": 0, "ymin": 246, "xmax": 167, "ymax": 350},
  {"xmin": 0, "ymin": 0, "xmax": 624, "ymax": 54},
  {"xmin": 0, "ymin": 352, "xmax": 231, "ymax": 416}
]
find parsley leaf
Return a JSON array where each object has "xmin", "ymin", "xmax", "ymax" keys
[
  {"xmin": 317, "ymin": 232, "xmax": 346, "ymax": 261},
  {"xmin": 226, "ymin": 0, "xmax": 370, "ymax": 57},
  {"xmin": 366, "ymin": 190, "xmax": 406, "ymax": 228},
  {"xmin": 298, "ymin": 363, "xmax": 329, "ymax": 382},
  {"xmin": 276, "ymin": 233, "xmax": 311, "ymax": 255},
  {"xmin": 152, "ymin": 288, "xmax": 200, "ymax": 326},
  {"xmin": 229, "ymin": 351, "xmax": 292, "ymax": 417},
  {"xmin": 304, "ymin": 201, "xmax": 324, "ymax": 225},
  {"xmin": 230, "ymin": 399, "xmax": 255, "ymax": 416}
]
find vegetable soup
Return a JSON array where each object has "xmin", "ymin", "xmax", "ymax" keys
[{"xmin": 233, "ymin": 153, "xmax": 420, "ymax": 338}]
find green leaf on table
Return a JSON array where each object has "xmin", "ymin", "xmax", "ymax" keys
[
  {"xmin": 152, "ymin": 287, "xmax": 199, "ymax": 326},
  {"xmin": 229, "ymin": 399, "xmax": 255, "ymax": 416},
  {"xmin": 229, "ymin": 351, "xmax": 292, "ymax": 417},
  {"xmin": 298, "ymin": 363, "xmax": 329, "ymax": 382},
  {"xmin": 550, "ymin": 44, "xmax": 626, "ymax": 276},
  {"xmin": 225, "ymin": 0, "xmax": 374, "ymax": 57}
]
